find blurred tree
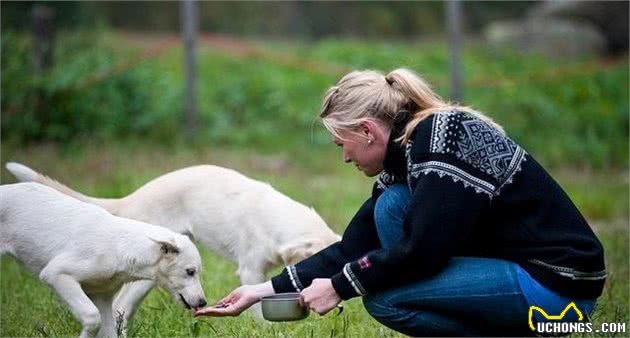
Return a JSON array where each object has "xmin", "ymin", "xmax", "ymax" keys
[
  {"xmin": 531, "ymin": 0, "xmax": 629, "ymax": 55},
  {"xmin": 1, "ymin": 1, "xmax": 98, "ymax": 31},
  {"xmin": 462, "ymin": 1, "xmax": 534, "ymax": 31},
  {"xmin": 3, "ymin": 1, "xmax": 545, "ymax": 38},
  {"xmin": 32, "ymin": 4, "xmax": 55, "ymax": 73}
]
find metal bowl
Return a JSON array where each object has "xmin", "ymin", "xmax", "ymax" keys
[{"xmin": 260, "ymin": 293, "xmax": 309, "ymax": 322}]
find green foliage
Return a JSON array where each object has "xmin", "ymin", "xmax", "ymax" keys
[
  {"xmin": 2, "ymin": 32, "xmax": 628, "ymax": 168},
  {"xmin": 1, "ymin": 2, "xmax": 100, "ymax": 31},
  {"xmin": 464, "ymin": 48, "xmax": 629, "ymax": 168},
  {"xmin": 1, "ymin": 31, "xmax": 178, "ymax": 143}
]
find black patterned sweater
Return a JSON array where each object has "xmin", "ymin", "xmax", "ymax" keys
[{"xmin": 272, "ymin": 111, "xmax": 606, "ymax": 300}]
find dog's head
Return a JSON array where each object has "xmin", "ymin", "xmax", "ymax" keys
[
  {"xmin": 150, "ymin": 234, "xmax": 207, "ymax": 311},
  {"xmin": 278, "ymin": 233, "xmax": 341, "ymax": 266},
  {"xmin": 276, "ymin": 203, "xmax": 342, "ymax": 265}
]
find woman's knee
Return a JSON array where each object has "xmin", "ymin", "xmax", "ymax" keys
[
  {"xmin": 363, "ymin": 294, "xmax": 432, "ymax": 335},
  {"xmin": 363, "ymin": 294, "xmax": 389, "ymax": 320},
  {"xmin": 363, "ymin": 293, "xmax": 410, "ymax": 324},
  {"xmin": 374, "ymin": 184, "xmax": 411, "ymax": 222},
  {"xmin": 373, "ymin": 184, "xmax": 411, "ymax": 248}
]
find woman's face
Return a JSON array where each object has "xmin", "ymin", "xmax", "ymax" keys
[{"xmin": 333, "ymin": 123, "xmax": 390, "ymax": 177}]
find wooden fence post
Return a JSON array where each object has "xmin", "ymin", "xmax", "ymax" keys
[
  {"xmin": 181, "ymin": 0, "xmax": 199, "ymax": 139},
  {"xmin": 445, "ymin": 0, "xmax": 464, "ymax": 102},
  {"xmin": 32, "ymin": 5, "xmax": 56, "ymax": 131},
  {"xmin": 32, "ymin": 5, "xmax": 55, "ymax": 74}
]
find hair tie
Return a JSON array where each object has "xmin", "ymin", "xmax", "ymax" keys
[
  {"xmin": 385, "ymin": 77, "xmax": 394, "ymax": 85},
  {"xmin": 395, "ymin": 108, "xmax": 409, "ymax": 122}
]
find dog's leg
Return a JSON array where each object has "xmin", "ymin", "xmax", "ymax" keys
[
  {"xmin": 112, "ymin": 280, "xmax": 155, "ymax": 337},
  {"xmin": 238, "ymin": 266, "xmax": 267, "ymax": 321},
  {"xmin": 92, "ymin": 295, "xmax": 116, "ymax": 338},
  {"xmin": 41, "ymin": 273, "xmax": 101, "ymax": 338}
]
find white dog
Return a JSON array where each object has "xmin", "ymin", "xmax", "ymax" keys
[
  {"xmin": 0, "ymin": 182, "xmax": 206, "ymax": 338},
  {"xmin": 6, "ymin": 163, "xmax": 341, "ymax": 321}
]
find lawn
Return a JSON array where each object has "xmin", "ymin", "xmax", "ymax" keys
[{"xmin": 0, "ymin": 141, "xmax": 627, "ymax": 337}]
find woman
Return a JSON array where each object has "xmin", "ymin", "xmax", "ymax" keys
[{"xmin": 195, "ymin": 69, "xmax": 605, "ymax": 336}]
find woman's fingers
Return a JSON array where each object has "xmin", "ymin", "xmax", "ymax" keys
[
  {"xmin": 193, "ymin": 286, "xmax": 262, "ymax": 318},
  {"xmin": 301, "ymin": 294, "xmax": 318, "ymax": 313},
  {"xmin": 298, "ymin": 294, "xmax": 305, "ymax": 307},
  {"xmin": 193, "ymin": 290, "xmax": 241, "ymax": 317},
  {"xmin": 215, "ymin": 288, "xmax": 245, "ymax": 307},
  {"xmin": 194, "ymin": 302, "xmax": 237, "ymax": 317},
  {"xmin": 193, "ymin": 306, "xmax": 220, "ymax": 317},
  {"xmin": 194, "ymin": 308, "xmax": 228, "ymax": 317},
  {"xmin": 219, "ymin": 292, "xmax": 238, "ymax": 305},
  {"xmin": 194, "ymin": 295, "xmax": 255, "ymax": 318}
]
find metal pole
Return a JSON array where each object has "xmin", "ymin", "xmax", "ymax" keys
[
  {"xmin": 181, "ymin": 0, "xmax": 198, "ymax": 139},
  {"xmin": 445, "ymin": 0, "xmax": 463, "ymax": 102},
  {"xmin": 32, "ymin": 5, "xmax": 56, "ymax": 130}
]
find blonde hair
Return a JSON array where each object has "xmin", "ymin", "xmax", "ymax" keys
[{"xmin": 319, "ymin": 68, "xmax": 503, "ymax": 143}]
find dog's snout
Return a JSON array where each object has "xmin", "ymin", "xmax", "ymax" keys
[{"xmin": 198, "ymin": 298, "xmax": 207, "ymax": 308}]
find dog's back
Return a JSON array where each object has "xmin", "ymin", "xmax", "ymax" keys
[
  {"xmin": 0, "ymin": 183, "xmax": 139, "ymax": 274},
  {"xmin": 5, "ymin": 163, "xmax": 341, "ymax": 269},
  {"xmin": 5, "ymin": 162, "xmax": 122, "ymax": 213},
  {"xmin": 1, "ymin": 183, "xmax": 102, "ymax": 271},
  {"xmin": 120, "ymin": 165, "xmax": 340, "ymax": 258}
]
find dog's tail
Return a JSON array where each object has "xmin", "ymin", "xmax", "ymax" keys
[{"xmin": 5, "ymin": 162, "xmax": 122, "ymax": 214}]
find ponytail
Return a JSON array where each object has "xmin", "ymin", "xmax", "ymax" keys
[
  {"xmin": 385, "ymin": 68, "xmax": 504, "ymax": 144},
  {"xmin": 319, "ymin": 68, "xmax": 503, "ymax": 144}
]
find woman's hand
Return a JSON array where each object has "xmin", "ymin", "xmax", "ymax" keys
[
  {"xmin": 194, "ymin": 281, "xmax": 274, "ymax": 317},
  {"xmin": 300, "ymin": 278, "xmax": 341, "ymax": 315}
]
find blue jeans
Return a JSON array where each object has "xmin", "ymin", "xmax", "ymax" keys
[{"xmin": 364, "ymin": 184, "xmax": 596, "ymax": 337}]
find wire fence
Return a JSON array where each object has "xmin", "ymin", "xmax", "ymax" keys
[{"xmin": 67, "ymin": 32, "xmax": 628, "ymax": 93}]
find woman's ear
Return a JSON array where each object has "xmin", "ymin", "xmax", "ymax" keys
[
  {"xmin": 360, "ymin": 120, "xmax": 385, "ymax": 142},
  {"xmin": 359, "ymin": 121, "xmax": 375, "ymax": 138}
]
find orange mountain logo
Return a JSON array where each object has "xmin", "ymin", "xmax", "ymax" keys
[{"xmin": 528, "ymin": 302, "xmax": 584, "ymax": 331}]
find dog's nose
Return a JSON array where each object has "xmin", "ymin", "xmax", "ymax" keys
[{"xmin": 198, "ymin": 298, "xmax": 207, "ymax": 308}]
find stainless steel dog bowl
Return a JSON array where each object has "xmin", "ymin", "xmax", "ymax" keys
[{"xmin": 261, "ymin": 293, "xmax": 309, "ymax": 322}]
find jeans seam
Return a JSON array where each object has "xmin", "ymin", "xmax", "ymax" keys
[
  {"xmin": 401, "ymin": 291, "xmax": 523, "ymax": 301},
  {"xmin": 366, "ymin": 295, "xmax": 417, "ymax": 324},
  {"xmin": 511, "ymin": 264, "xmax": 531, "ymax": 320}
]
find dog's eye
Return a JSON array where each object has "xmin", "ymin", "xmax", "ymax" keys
[{"xmin": 186, "ymin": 268, "xmax": 196, "ymax": 277}]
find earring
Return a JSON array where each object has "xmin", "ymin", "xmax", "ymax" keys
[{"xmin": 367, "ymin": 139, "xmax": 373, "ymax": 145}]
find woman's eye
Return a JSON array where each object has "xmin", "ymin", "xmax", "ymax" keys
[{"xmin": 186, "ymin": 268, "xmax": 196, "ymax": 276}]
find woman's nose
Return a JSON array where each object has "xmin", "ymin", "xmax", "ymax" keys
[{"xmin": 343, "ymin": 156, "xmax": 352, "ymax": 163}]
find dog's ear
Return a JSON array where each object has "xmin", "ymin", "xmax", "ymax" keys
[
  {"xmin": 149, "ymin": 237, "xmax": 180, "ymax": 255},
  {"xmin": 277, "ymin": 238, "xmax": 324, "ymax": 266}
]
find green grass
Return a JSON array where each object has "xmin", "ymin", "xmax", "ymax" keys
[{"xmin": 1, "ymin": 142, "xmax": 628, "ymax": 337}]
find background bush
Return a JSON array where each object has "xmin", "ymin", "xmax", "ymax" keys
[
  {"xmin": 2, "ymin": 31, "xmax": 627, "ymax": 168},
  {"xmin": 1, "ymin": 31, "xmax": 178, "ymax": 143}
]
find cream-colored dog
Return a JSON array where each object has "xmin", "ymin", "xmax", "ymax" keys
[
  {"xmin": 6, "ymin": 162, "xmax": 340, "ymax": 321},
  {"xmin": 0, "ymin": 182, "xmax": 206, "ymax": 338}
]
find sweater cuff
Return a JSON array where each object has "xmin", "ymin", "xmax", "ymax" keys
[
  {"xmin": 271, "ymin": 265, "xmax": 303, "ymax": 293},
  {"xmin": 331, "ymin": 263, "xmax": 367, "ymax": 300}
]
